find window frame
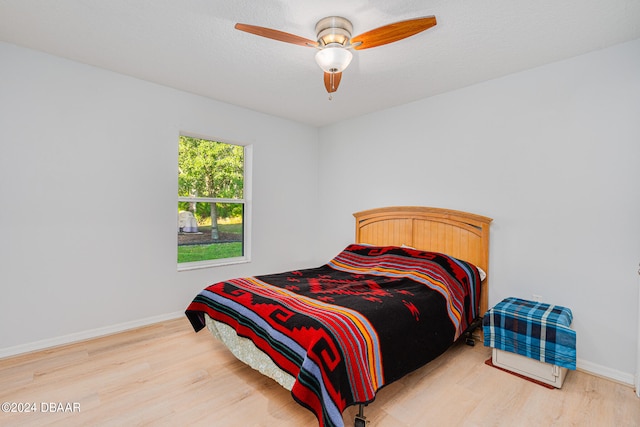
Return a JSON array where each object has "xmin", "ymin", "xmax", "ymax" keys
[{"xmin": 177, "ymin": 136, "xmax": 252, "ymax": 271}]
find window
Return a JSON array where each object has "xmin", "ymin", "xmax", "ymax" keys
[{"xmin": 178, "ymin": 135, "xmax": 250, "ymax": 269}]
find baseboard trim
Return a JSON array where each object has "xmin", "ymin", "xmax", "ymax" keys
[
  {"xmin": 577, "ymin": 358, "xmax": 635, "ymax": 387},
  {"xmin": 0, "ymin": 311, "xmax": 184, "ymax": 359}
]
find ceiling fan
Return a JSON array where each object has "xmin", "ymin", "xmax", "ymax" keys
[{"xmin": 235, "ymin": 15, "xmax": 437, "ymax": 97}]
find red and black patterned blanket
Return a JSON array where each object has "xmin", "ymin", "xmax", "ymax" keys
[{"xmin": 185, "ymin": 244, "xmax": 482, "ymax": 427}]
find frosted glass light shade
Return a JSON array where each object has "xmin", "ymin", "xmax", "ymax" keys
[{"xmin": 315, "ymin": 47, "xmax": 353, "ymax": 73}]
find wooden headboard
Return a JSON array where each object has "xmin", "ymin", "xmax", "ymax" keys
[{"xmin": 354, "ymin": 206, "xmax": 493, "ymax": 315}]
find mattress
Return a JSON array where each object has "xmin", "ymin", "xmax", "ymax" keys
[{"xmin": 205, "ymin": 313, "xmax": 295, "ymax": 391}]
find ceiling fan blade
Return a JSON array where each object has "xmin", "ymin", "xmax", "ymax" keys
[
  {"xmin": 235, "ymin": 23, "xmax": 318, "ymax": 47},
  {"xmin": 324, "ymin": 72, "xmax": 342, "ymax": 93},
  {"xmin": 351, "ymin": 16, "xmax": 437, "ymax": 50}
]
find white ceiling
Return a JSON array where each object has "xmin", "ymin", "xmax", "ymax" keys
[{"xmin": 1, "ymin": 0, "xmax": 639, "ymax": 127}]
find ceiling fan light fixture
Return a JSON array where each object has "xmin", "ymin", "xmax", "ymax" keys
[
  {"xmin": 235, "ymin": 15, "xmax": 438, "ymax": 95},
  {"xmin": 315, "ymin": 45, "xmax": 353, "ymax": 73}
]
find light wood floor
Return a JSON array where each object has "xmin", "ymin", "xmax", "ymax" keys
[{"xmin": 1, "ymin": 317, "xmax": 639, "ymax": 426}]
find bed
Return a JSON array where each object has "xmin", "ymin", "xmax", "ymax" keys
[{"xmin": 185, "ymin": 206, "xmax": 492, "ymax": 427}]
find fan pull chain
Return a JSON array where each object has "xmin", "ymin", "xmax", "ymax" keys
[{"xmin": 328, "ymin": 73, "xmax": 335, "ymax": 101}]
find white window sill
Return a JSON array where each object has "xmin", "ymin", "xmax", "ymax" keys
[{"xmin": 178, "ymin": 256, "xmax": 250, "ymax": 272}]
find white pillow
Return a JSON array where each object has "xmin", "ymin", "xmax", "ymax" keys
[{"xmin": 477, "ymin": 267, "xmax": 487, "ymax": 281}]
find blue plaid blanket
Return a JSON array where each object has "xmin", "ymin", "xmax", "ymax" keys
[{"xmin": 483, "ymin": 297, "xmax": 576, "ymax": 370}]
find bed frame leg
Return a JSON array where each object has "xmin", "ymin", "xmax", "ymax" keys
[
  {"xmin": 465, "ymin": 317, "xmax": 483, "ymax": 346},
  {"xmin": 354, "ymin": 404, "xmax": 367, "ymax": 427}
]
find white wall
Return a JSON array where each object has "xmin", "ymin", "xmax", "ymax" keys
[
  {"xmin": 317, "ymin": 39, "xmax": 640, "ymax": 383},
  {"xmin": 0, "ymin": 42, "xmax": 319, "ymax": 353}
]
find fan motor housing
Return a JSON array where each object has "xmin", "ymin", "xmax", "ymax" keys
[{"xmin": 315, "ymin": 16, "xmax": 353, "ymax": 46}]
